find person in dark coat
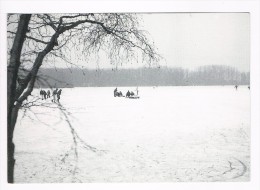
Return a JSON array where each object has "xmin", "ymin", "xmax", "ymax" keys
[
  {"xmin": 52, "ymin": 88, "xmax": 58, "ymax": 102},
  {"xmin": 114, "ymin": 88, "xmax": 118, "ymax": 97},
  {"xmin": 126, "ymin": 90, "xmax": 130, "ymax": 98},
  {"xmin": 43, "ymin": 90, "xmax": 47, "ymax": 99},
  {"xmin": 40, "ymin": 89, "xmax": 43, "ymax": 99},
  {"xmin": 57, "ymin": 89, "xmax": 62, "ymax": 102},
  {"xmin": 235, "ymin": 85, "xmax": 238, "ymax": 90},
  {"xmin": 47, "ymin": 90, "xmax": 51, "ymax": 98}
]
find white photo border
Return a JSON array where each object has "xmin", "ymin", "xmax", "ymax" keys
[{"xmin": 0, "ymin": 0, "xmax": 259, "ymax": 190}]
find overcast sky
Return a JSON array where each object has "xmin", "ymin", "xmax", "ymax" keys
[{"xmin": 141, "ymin": 13, "xmax": 250, "ymax": 72}]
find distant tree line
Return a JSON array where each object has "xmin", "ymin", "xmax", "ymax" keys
[{"xmin": 34, "ymin": 65, "xmax": 250, "ymax": 88}]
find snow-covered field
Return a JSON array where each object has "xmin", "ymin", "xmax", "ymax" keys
[{"xmin": 14, "ymin": 86, "xmax": 250, "ymax": 183}]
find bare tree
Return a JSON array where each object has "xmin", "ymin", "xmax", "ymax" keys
[{"xmin": 7, "ymin": 13, "xmax": 160, "ymax": 183}]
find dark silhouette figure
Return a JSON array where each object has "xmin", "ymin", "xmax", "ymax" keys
[
  {"xmin": 126, "ymin": 90, "xmax": 130, "ymax": 98},
  {"xmin": 235, "ymin": 85, "xmax": 238, "ymax": 90},
  {"xmin": 114, "ymin": 89, "xmax": 124, "ymax": 97},
  {"xmin": 130, "ymin": 91, "xmax": 134, "ymax": 96},
  {"xmin": 114, "ymin": 88, "xmax": 118, "ymax": 97},
  {"xmin": 43, "ymin": 90, "xmax": 47, "ymax": 99},
  {"xmin": 47, "ymin": 90, "xmax": 50, "ymax": 98},
  {"xmin": 40, "ymin": 89, "xmax": 47, "ymax": 100},
  {"xmin": 52, "ymin": 88, "xmax": 58, "ymax": 102},
  {"xmin": 40, "ymin": 89, "xmax": 43, "ymax": 99},
  {"xmin": 248, "ymin": 86, "xmax": 250, "ymax": 90},
  {"xmin": 118, "ymin": 91, "xmax": 123, "ymax": 97},
  {"xmin": 57, "ymin": 89, "xmax": 62, "ymax": 103}
]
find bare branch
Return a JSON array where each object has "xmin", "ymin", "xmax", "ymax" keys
[{"xmin": 8, "ymin": 31, "xmax": 49, "ymax": 44}]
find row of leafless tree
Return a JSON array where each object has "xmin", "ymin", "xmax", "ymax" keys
[{"xmin": 34, "ymin": 65, "xmax": 249, "ymax": 88}]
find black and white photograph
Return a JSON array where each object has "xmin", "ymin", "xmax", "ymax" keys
[{"xmin": 0, "ymin": 0, "xmax": 260, "ymax": 189}]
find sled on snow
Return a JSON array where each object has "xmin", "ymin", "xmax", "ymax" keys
[{"xmin": 128, "ymin": 95, "xmax": 140, "ymax": 99}]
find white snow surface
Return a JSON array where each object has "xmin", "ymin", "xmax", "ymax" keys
[{"xmin": 14, "ymin": 86, "xmax": 250, "ymax": 183}]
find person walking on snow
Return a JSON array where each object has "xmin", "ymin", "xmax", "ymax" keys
[
  {"xmin": 47, "ymin": 90, "xmax": 50, "ymax": 98},
  {"xmin": 57, "ymin": 89, "xmax": 62, "ymax": 103},
  {"xmin": 52, "ymin": 88, "xmax": 58, "ymax": 102}
]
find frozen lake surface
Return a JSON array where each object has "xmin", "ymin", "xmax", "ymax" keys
[{"xmin": 14, "ymin": 86, "xmax": 250, "ymax": 182}]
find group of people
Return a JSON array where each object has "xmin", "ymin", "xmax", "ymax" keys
[
  {"xmin": 126, "ymin": 90, "xmax": 135, "ymax": 98},
  {"xmin": 40, "ymin": 89, "xmax": 51, "ymax": 100},
  {"xmin": 114, "ymin": 88, "xmax": 123, "ymax": 97},
  {"xmin": 40, "ymin": 88, "xmax": 62, "ymax": 103},
  {"xmin": 114, "ymin": 87, "xmax": 139, "ymax": 98}
]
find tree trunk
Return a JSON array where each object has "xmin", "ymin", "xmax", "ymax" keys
[
  {"xmin": 7, "ymin": 103, "xmax": 21, "ymax": 183},
  {"xmin": 7, "ymin": 14, "xmax": 31, "ymax": 183},
  {"xmin": 7, "ymin": 14, "xmax": 60, "ymax": 183}
]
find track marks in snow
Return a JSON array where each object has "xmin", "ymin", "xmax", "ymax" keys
[{"xmin": 232, "ymin": 158, "xmax": 247, "ymax": 179}]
